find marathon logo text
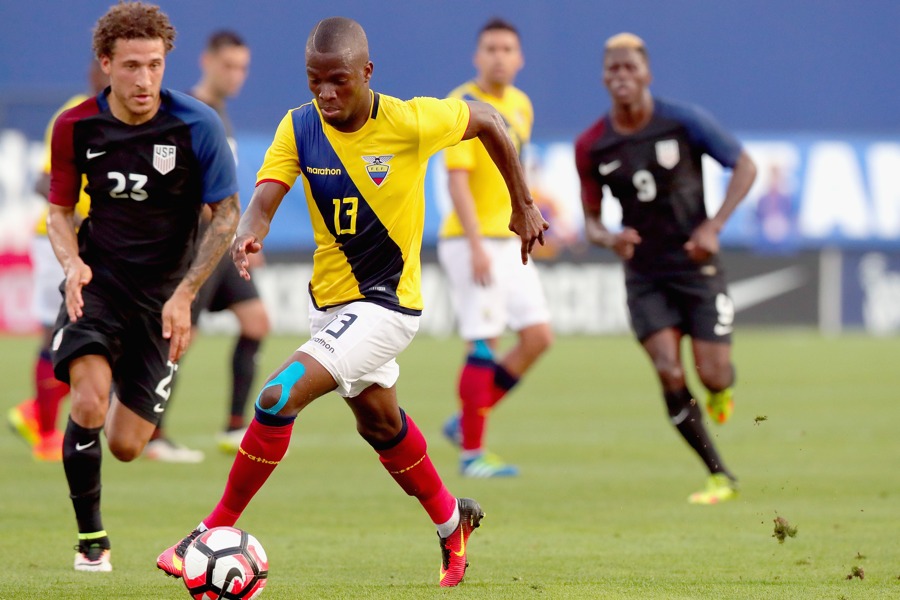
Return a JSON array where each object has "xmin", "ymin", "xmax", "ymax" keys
[
  {"xmin": 311, "ymin": 336, "xmax": 336, "ymax": 353},
  {"xmin": 306, "ymin": 166, "xmax": 342, "ymax": 176}
]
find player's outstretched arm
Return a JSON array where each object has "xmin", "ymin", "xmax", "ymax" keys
[
  {"xmin": 685, "ymin": 150, "xmax": 757, "ymax": 262},
  {"xmin": 163, "ymin": 192, "xmax": 240, "ymax": 362},
  {"xmin": 47, "ymin": 204, "xmax": 91, "ymax": 322},
  {"xmin": 232, "ymin": 181, "xmax": 288, "ymax": 280},
  {"xmin": 462, "ymin": 100, "xmax": 547, "ymax": 264}
]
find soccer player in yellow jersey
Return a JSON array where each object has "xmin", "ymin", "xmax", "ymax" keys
[
  {"xmin": 438, "ymin": 19, "xmax": 552, "ymax": 478},
  {"xmin": 158, "ymin": 17, "xmax": 547, "ymax": 588},
  {"xmin": 7, "ymin": 59, "xmax": 106, "ymax": 462}
]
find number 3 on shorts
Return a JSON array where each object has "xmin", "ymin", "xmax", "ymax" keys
[{"xmin": 324, "ymin": 313, "xmax": 358, "ymax": 338}]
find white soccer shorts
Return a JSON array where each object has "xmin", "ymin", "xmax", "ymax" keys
[
  {"xmin": 437, "ymin": 236, "xmax": 550, "ymax": 341},
  {"xmin": 299, "ymin": 299, "xmax": 419, "ymax": 398}
]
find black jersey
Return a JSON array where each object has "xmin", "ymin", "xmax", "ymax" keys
[
  {"xmin": 575, "ymin": 97, "xmax": 742, "ymax": 273},
  {"xmin": 49, "ymin": 88, "xmax": 238, "ymax": 308}
]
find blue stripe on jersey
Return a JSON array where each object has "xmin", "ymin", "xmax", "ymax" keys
[
  {"xmin": 371, "ymin": 92, "xmax": 381, "ymax": 118},
  {"xmin": 162, "ymin": 89, "xmax": 239, "ymax": 203},
  {"xmin": 291, "ymin": 105, "xmax": 405, "ymax": 308},
  {"xmin": 458, "ymin": 89, "xmax": 521, "ymax": 157},
  {"xmin": 654, "ymin": 97, "xmax": 742, "ymax": 169}
]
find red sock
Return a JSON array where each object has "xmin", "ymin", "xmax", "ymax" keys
[
  {"xmin": 204, "ymin": 416, "xmax": 293, "ymax": 528},
  {"xmin": 459, "ymin": 358, "xmax": 495, "ymax": 452},
  {"xmin": 377, "ymin": 413, "xmax": 456, "ymax": 525},
  {"xmin": 35, "ymin": 354, "xmax": 68, "ymax": 435},
  {"xmin": 488, "ymin": 363, "xmax": 520, "ymax": 409}
]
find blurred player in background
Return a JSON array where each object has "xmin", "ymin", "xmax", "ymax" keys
[
  {"xmin": 437, "ymin": 18, "xmax": 552, "ymax": 478},
  {"xmin": 7, "ymin": 59, "xmax": 107, "ymax": 462},
  {"xmin": 157, "ymin": 17, "xmax": 547, "ymax": 587},
  {"xmin": 145, "ymin": 29, "xmax": 269, "ymax": 461},
  {"xmin": 49, "ymin": 2, "xmax": 239, "ymax": 570},
  {"xmin": 575, "ymin": 33, "xmax": 757, "ymax": 504}
]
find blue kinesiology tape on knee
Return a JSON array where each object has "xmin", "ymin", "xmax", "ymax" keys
[
  {"xmin": 255, "ymin": 362, "xmax": 306, "ymax": 415},
  {"xmin": 471, "ymin": 339, "xmax": 494, "ymax": 361}
]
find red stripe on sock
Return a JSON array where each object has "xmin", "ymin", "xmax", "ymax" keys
[
  {"xmin": 204, "ymin": 418, "xmax": 292, "ymax": 528},
  {"xmin": 377, "ymin": 415, "xmax": 456, "ymax": 525}
]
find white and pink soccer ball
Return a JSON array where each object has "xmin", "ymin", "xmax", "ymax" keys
[{"xmin": 182, "ymin": 526, "xmax": 268, "ymax": 600}]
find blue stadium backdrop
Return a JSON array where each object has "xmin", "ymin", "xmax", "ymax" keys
[{"xmin": 1, "ymin": 1, "xmax": 898, "ymax": 334}]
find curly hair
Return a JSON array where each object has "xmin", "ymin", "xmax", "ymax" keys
[{"xmin": 92, "ymin": 2, "xmax": 176, "ymax": 59}]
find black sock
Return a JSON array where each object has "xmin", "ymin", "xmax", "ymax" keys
[
  {"xmin": 664, "ymin": 388, "xmax": 734, "ymax": 480},
  {"xmin": 63, "ymin": 417, "xmax": 105, "ymax": 535},
  {"xmin": 230, "ymin": 336, "xmax": 261, "ymax": 429}
]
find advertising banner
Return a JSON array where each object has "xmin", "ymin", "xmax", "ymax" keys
[{"xmin": 0, "ymin": 130, "xmax": 896, "ymax": 334}]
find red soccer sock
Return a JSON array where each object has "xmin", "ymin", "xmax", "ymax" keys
[
  {"xmin": 458, "ymin": 357, "xmax": 495, "ymax": 452},
  {"xmin": 204, "ymin": 415, "xmax": 293, "ymax": 528},
  {"xmin": 488, "ymin": 363, "xmax": 520, "ymax": 409},
  {"xmin": 376, "ymin": 413, "xmax": 456, "ymax": 525},
  {"xmin": 35, "ymin": 353, "xmax": 69, "ymax": 435}
]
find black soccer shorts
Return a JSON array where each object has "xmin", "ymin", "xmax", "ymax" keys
[
  {"xmin": 624, "ymin": 262, "xmax": 734, "ymax": 344},
  {"xmin": 190, "ymin": 253, "xmax": 261, "ymax": 325},
  {"xmin": 51, "ymin": 278, "xmax": 178, "ymax": 425}
]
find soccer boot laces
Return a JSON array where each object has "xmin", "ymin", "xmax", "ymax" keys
[{"xmin": 157, "ymin": 527, "xmax": 203, "ymax": 578}]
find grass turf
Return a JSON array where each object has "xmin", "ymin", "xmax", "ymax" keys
[{"xmin": 2, "ymin": 330, "xmax": 899, "ymax": 599}]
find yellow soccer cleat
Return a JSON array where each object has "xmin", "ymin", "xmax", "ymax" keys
[
  {"xmin": 8, "ymin": 399, "xmax": 40, "ymax": 447},
  {"xmin": 688, "ymin": 473, "xmax": 739, "ymax": 505},
  {"xmin": 706, "ymin": 387, "xmax": 734, "ymax": 424}
]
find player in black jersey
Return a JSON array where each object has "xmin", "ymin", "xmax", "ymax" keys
[
  {"xmin": 47, "ymin": 2, "xmax": 240, "ymax": 570},
  {"xmin": 146, "ymin": 30, "xmax": 269, "ymax": 462},
  {"xmin": 575, "ymin": 33, "xmax": 757, "ymax": 504},
  {"xmin": 191, "ymin": 30, "xmax": 270, "ymax": 453}
]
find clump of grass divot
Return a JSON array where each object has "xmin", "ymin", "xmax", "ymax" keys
[
  {"xmin": 772, "ymin": 515, "xmax": 797, "ymax": 543},
  {"xmin": 754, "ymin": 415, "xmax": 768, "ymax": 425},
  {"xmin": 846, "ymin": 566, "xmax": 864, "ymax": 580}
]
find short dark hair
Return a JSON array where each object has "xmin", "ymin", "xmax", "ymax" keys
[
  {"xmin": 92, "ymin": 1, "xmax": 176, "ymax": 59},
  {"xmin": 478, "ymin": 17, "xmax": 519, "ymax": 41},
  {"xmin": 206, "ymin": 30, "xmax": 246, "ymax": 52}
]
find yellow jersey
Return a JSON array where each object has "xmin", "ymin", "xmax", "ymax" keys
[
  {"xmin": 35, "ymin": 94, "xmax": 92, "ymax": 236},
  {"xmin": 438, "ymin": 81, "xmax": 533, "ymax": 239},
  {"xmin": 257, "ymin": 91, "xmax": 470, "ymax": 314}
]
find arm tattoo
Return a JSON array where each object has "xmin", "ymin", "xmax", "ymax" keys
[{"xmin": 182, "ymin": 193, "xmax": 240, "ymax": 295}]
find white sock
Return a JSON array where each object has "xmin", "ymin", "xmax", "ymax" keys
[
  {"xmin": 436, "ymin": 503, "xmax": 461, "ymax": 539},
  {"xmin": 460, "ymin": 449, "xmax": 482, "ymax": 461}
]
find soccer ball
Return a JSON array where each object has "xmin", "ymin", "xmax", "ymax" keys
[{"xmin": 182, "ymin": 526, "xmax": 268, "ymax": 600}]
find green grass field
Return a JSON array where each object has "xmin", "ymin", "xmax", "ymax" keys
[{"xmin": 2, "ymin": 330, "xmax": 899, "ymax": 599}]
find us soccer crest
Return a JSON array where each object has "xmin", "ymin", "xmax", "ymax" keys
[
  {"xmin": 655, "ymin": 139, "xmax": 680, "ymax": 169},
  {"xmin": 153, "ymin": 144, "xmax": 177, "ymax": 175},
  {"xmin": 362, "ymin": 155, "xmax": 393, "ymax": 186}
]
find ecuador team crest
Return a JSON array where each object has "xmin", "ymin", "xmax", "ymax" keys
[{"xmin": 362, "ymin": 155, "xmax": 393, "ymax": 186}]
